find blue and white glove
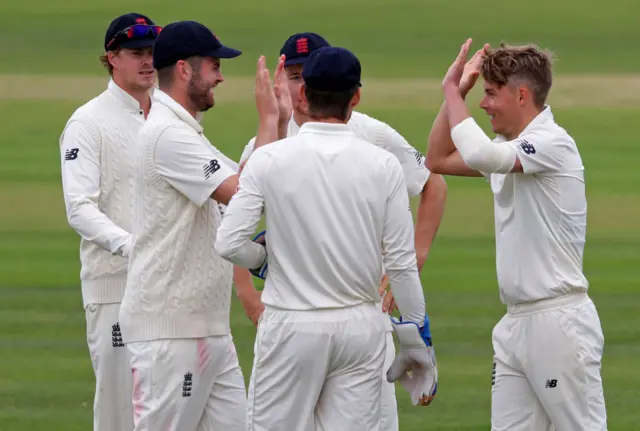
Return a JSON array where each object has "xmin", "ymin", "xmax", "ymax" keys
[
  {"xmin": 249, "ymin": 230, "xmax": 268, "ymax": 280},
  {"xmin": 386, "ymin": 315, "xmax": 438, "ymax": 406}
]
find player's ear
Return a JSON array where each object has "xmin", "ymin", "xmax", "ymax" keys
[
  {"xmin": 350, "ymin": 87, "xmax": 361, "ymax": 108},
  {"xmin": 517, "ymin": 85, "xmax": 529, "ymax": 107}
]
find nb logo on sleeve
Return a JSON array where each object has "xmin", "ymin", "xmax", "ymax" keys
[
  {"xmin": 517, "ymin": 139, "xmax": 536, "ymax": 155},
  {"xmin": 545, "ymin": 379, "xmax": 558, "ymax": 388},
  {"xmin": 203, "ymin": 159, "xmax": 221, "ymax": 180},
  {"xmin": 64, "ymin": 148, "xmax": 79, "ymax": 160},
  {"xmin": 413, "ymin": 149, "xmax": 425, "ymax": 166}
]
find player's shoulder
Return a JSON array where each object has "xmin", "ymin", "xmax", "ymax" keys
[
  {"xmin": 65, "ymin": 90, "xmax": 112, "ymax": 127},
  {"xmin": 347, "ymin": 111, "xmax": 388, "ymax": 140}
]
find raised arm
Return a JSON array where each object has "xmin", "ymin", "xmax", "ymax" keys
[
  {"xmin": 441, "ymin": 39, "xmax": 523, "ymax": 175},
  {"xmin": 426, "ymin": 43, "xmax": 490, "ymax": 178},
  {"xmin": 60, "ymin": 118, "xmax": 131, "ymax": 257}
]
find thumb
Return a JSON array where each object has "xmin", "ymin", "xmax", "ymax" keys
[{"xmin": 386, "ymin": 354, "xmax": 409, "ymax": 383}]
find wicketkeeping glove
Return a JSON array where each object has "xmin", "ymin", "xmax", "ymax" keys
[
  {"xmin": 249, "ymin": 230, "xmax": 268, "ymax": 280},
  {"xmin": 386, "ymin": 316, "xmax": 438, "ymax": 406}
]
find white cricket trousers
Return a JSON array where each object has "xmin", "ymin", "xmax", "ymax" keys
[
  {"xmin": 247, "ymin": 302, "xmax": 390, "ymax": 431},
  {"xmin": 127, "ymin": 335, "xmax": 246, "ymax": 431},
  {"xmin": 491, "ymin": 293, "xmax": 607, "ymax": 430},
  {"xmin": 85, "ymin": 302, "xmax": 134, "ymax": 431}
]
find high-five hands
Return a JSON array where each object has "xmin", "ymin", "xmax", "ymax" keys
[
  {"xmin": 442, "ymin": 38, "xmax": 491, "ymax": 96},
  {"xmin": 255, "ymin": 56, "xmax": 279, "ymax": 121},
  {"xmin": 442, "ymin": 38, "xmax": 474, "ymax": 91}
]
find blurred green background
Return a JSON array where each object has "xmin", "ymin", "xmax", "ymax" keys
[{"xmin": 1, "ymin": 0, "xmax": 638, "ymax": 430}]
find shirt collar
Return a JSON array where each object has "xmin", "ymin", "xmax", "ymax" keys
[
  {"xmin": 521, "ymin": 105, "xmax": 554, "ymax": 134},
  {"xmin": 298, "ymin": 121, "xmax": 352, "ymax": 135},
  {"xmin": 107, "ymin": 79, "xmax": 149, "ymax": 113},
  {"xmin": 153, "ymin": 89, "xmax": 204, "ymax": 133},
  {"xmin": 495, "ymin": 105, "xmax": 554, "ymax": 142}
]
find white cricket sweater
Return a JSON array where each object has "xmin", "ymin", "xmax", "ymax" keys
[
  {"xmin": 119, "ymin": 90, "xmax": 237, "ymax": 343},
  {"xmin": 60, "ymin": 80, "xmax": 147, "ymax": 306}
]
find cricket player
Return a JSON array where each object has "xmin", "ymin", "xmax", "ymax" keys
[
  {"xmin": 216, "ymin": 46, "xmax": 438, "ymax": 431},
  {"xmin": 116, "ymin": 20, "xmax": 277, "ymax": 431},
  {"xmin": 426, "ymin": 39, "xmax": 607, "ymax": 430},
  {"xmin": 237, "ymin": 32, "xmax": 447, "ymax": 430},
  {"xmin": 59, "ymin": 13, "xmax": 160, "ymax": 431}
]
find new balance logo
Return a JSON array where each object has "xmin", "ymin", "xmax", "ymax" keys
[
  {"xmin": 413, "ymin": 149, "xmax": 425, "ymax": 166},
  {"xmin": 203, "ymin": 159, "xmax": 220, "ymax": 180},
  {"xmin": 491, "ymin": 361, "xmax": 496, "ymax": 386},
  {"xmin": 182, "ymin": 372, "xmax": 193, "ymax": 397},
  {"xmin": 517, "ymin": 139, "xmax": 536, "ymax": 155},
  {"xmin": 111, "ymin": 323, "xmax": 124, "ymax": 347},
  {"xmin": 545, "ymin": 379, "xmax": 558, "ymax": 388},
  {"xmin": 65, "ymin": 148, "xmax": 79, "ymax": 160}
]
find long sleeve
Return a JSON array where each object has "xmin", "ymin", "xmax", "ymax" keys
[
  {"xmin": 60, "ymin": 119, "xmax": 131, "ymax": 257},
  {"xmin": 215, "ymin": 152, "xmax": 267, "ymax": 269},
  {"xmin": 381, "ymin": 156, "xmax": 426, "ymax": 324}
]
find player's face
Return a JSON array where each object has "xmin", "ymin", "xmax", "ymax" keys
[
  {"xmin": 188, "ymin": 57, "xmax": 224, "ymax": 112},
  {"xmin": 480, "ymin": 80, "xmax": 521, "ymax": 138},
  {"xmin": 110, "ymin": 48, "xmax": 156, "ymax": 91},
  {"xmin": 285, "ymin": 64, "xmax": 306, "ymax": 114}
]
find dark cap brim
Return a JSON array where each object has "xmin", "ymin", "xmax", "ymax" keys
[
  {"xmin": 283, "ymin": 57, "xmax": 308, "ymax": 67},
  {"xmin": 204, "ymin": 45, "xmax": 242, "ymax": 59},
  {"xmin": 116, "ymin": 38, "xmax": 156, "ymax": 50}
]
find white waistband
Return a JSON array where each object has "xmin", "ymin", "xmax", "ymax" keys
[
  {"xmin": 263, "ymin": 301, "xmax": 385, "ymax": 323},
  {"xmin": 507, "ymin": 293, "xmax": 589, "ymax": 315}
]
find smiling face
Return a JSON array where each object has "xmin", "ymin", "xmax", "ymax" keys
[
  {"xmin": 480, "ymin": 80, "xmax": 523, "ymax": 139},
  {"xmin": 186, "ymin": 57, "xmax": 224, "ymax": 112},
  {"xmin": 109, "ymin": 47, "xmax": 155, "ymax": 91}
]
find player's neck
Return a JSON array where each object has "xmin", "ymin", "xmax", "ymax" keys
[
  {"xmin": 112, "ymin": 75, "xmax": 152, "ymax": 117},
  {"xmin": 506, "ymin": 107, "xmax": 544, "ymax": 140},
  {"xmin": 160, "ymin": 86, "xmax": 198, "ymax": 118},
  {"xmin": 292, "ymin": 110, "xmax": 307, "ymax": 127},
  {"xmin": 307, "ymin": 116, "xmax": 347, "ymax": 125}
]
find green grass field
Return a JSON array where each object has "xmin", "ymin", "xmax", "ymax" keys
[{"xmin": 1, "ymin": 0, "xmax": 639, "ymax": 429}]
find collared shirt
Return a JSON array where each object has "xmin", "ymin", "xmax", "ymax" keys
[
  {"xmin": 119, "ymin": 89, "xmax": 237, "ymax": 343},
  {"xmin": 486, "ymin": 106, "xmax": 589, "ymax": 305},
  {"xmin": 216, "ymin": 122, "xmax": 426, "ymax": 323},
  {"xmin": 240, "ymin": 111, "xmax": 431, "ymax": 196},
  {"xmin": 59, "ymin": 79, "xmax": 148, "ymax": 306}
]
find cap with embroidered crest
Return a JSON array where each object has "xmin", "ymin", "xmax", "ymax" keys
[
  {"xmin": 279, "ymin": 32, "xmax": 330, "ymax": 66},
  {"xmin": 152, "ymin": 20, "xmax": 242, "ymax": 70},
  {"xmin": 302, "ymin": 46, "xmax": 362, "ymax": 92},
  {"xmin": 104, "ymin": 13, "xmax": 161, "ymax": 51}
]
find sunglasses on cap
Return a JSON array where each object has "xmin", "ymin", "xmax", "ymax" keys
[{"xmin": 106, "ymin": 24, "xmax": 163, "ymax": 49}]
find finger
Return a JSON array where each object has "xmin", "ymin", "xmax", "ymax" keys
[
  {"xmin": 456, "ymin": 38, "xmax": 471, "ymax": 59},
  {"xmin": 256, "ymin": 55, "xmax": 265, "ymax": 77},
  {"xmin": 386, "ymin": 356, "xmax": 410, "ymax": 383},
  {"xmin": 378, "ymin": 275, "xmax": 389, "ymax": 296},
  {"xmin": 382, "ymin": 291, "xmax": 395, "ymax": 313}
]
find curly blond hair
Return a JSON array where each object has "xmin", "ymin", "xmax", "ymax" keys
[{"xmin": 481, "ymin": 43, "xmax": 554, "ymax": 108}]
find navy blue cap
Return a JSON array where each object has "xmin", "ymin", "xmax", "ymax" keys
[
  {"xmin": 302, "ymin": 47, "xmax": 362, "ymax": 92},
  {"xmin": 279, "ymin": 32, "xmax": 330, "ymax": 66},
  {"xmin": 104, "ymin": 13, "xmax": 158, "ymax": 51},
  {"xmin": 153, "ymin": 21, "xmax": 242, "ymax": 70}
]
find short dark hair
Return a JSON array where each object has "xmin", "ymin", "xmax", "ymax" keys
[
  {"xmin": 304, "ymin": 85, "xmax": 358, "ymax": 121},
  {"xmin": 481, "ymin": 43, "xmax": 554, "ymax": 108},
  {"xmin": 157, "ymin": 56, "xmax": 203, "ymax": 89}
]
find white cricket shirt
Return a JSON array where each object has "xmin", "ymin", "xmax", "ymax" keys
[
  {"xmin": 240, "ymin": 111, "xmax": 431, "ymax": 197},
  {"xmin": 119, "ymin": 89, "xmax": 237, "ymax": 343},
  {"xmin": 59, "ymin": 79, "xmax": 146, "ymax": 306},
  {"xmin": 216, "ymin": 122, "xmax": 426, "ymax": 324},
  {"xmin": 484, "ymin": 106, "xmax": 589, "ymax": 305}
]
